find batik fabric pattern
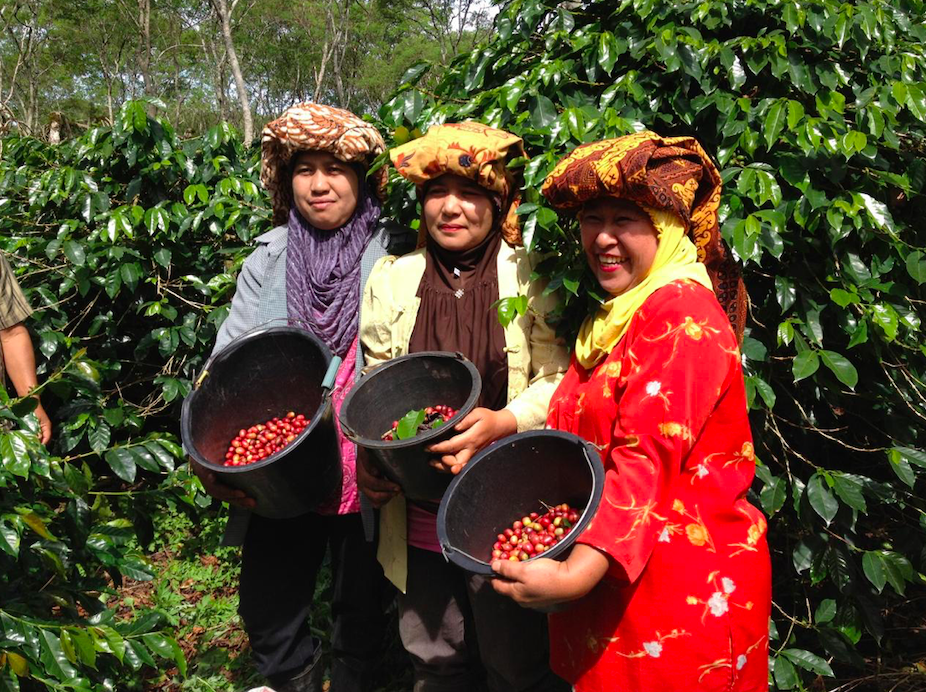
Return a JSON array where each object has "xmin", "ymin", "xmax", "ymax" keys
[
  {"xmin": 261, "ymin": 102, "xmax": 387, "ymax": 225},
  {"xmin": 541, "ymin": 130, "xmax": 747, "ymax": 342},
  {"xmin": 547, "ymin": 279, "xmax": 771, "ymax": 692},
  {"xmin": 389, "ymin": 121, "xmax": 527, "ymax": 246}
]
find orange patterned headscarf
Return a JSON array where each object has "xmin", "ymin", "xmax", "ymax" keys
[
  {"xmin": 542, "ymin": 131, "xmax": 747, "ymax": 342},
  {"xmin": 389, "ymin": 122, "xmax": 526, "ymax": 247},
  {"xmin": 261, "ymin": 102, "xmax": 387, "ymax": 226}
]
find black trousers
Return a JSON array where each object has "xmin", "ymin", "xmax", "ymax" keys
[{"xmin": 239, "ymin": 511, "xmax": 389, "ymax": 689}]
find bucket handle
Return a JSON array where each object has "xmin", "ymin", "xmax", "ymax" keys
[
  {"xmin": 321, "ymin": 355, "xmax": 342, "ymax": 393},
  {"xmin": 440, "ymin": 542, "xmax": 489, "ymax": 568}
]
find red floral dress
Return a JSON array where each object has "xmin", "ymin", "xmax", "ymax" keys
[{"xmin": 547, "ymin": 280, "xmax": 771, "ymax": 691}]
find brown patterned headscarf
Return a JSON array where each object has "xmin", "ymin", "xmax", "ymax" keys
[
  {"xmin": 261, "ymin": 102, "xmax": 387, "ymax": 226},
  {"xmin": 389, "ymin": 122, "xmax": 527, "ymax": 247},
  {"xmin": 541, "ymin": 131, "xmax": 747, "ymax": 341}
]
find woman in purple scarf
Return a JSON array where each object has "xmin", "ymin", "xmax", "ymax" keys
[{"xmin": 190, "ymin": 103, "xmax": 412, "ymax": 692}]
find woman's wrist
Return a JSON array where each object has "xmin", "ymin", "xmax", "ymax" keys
[
  {"xmin": 560, "ymin": 544, "xmax": 611, "ymax": 600},
  {"xmin": 494, "ymin": 408, "xmax": 518, "ymax": 437}
]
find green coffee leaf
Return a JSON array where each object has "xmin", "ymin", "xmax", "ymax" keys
[
  {"xmin": 814, "ymin": 599, "xmax": 836, "ymax": 624},
  {"xmin": 893, "ymin": 446, "xmax": 926, "ymax": 468},
  {"xmin": 887, "ymin": 449, "xmax": 915, "ymax": 487},
  {"xmin": 144, "ymin": 440, "xmax": 177, "ymax": 471},
  {"xmin": 831, "ymin": 474, "xmax": 866, "ymax": 512},
  {"xmin": 63, "ymin": 240, "xmax": 86, "ymax": 266},
  {"xmin": 806, "ymin": 473, "xmax": 838, "ymax": 525},
  {"xmin": 792, "ymin": 350, "xmax": 819, "ymax": 382},
  {"xmin": 773, "ymin": 654, "xmax": 799, "ymax": 689},
  {"xmin": 88, "ymin": 421, "xmax": 111, "ymax": 453},
  {"xmin": 395, "ymin": 409, "xmax": 426, "ymax": 440},
  {"xmin": 142, "ymin": 631, "xmax": 175, "ymax": 658},
  {"xmin": 781, "ymin": 647, "xmax": 834, "ymax": 677},
  {"xmin": 764, "ymin": 100, "xmax": 786, "ymax": 150},
  {"xmin": 906, "ymin": 249, "xmax": 926, "ymax": 283},
  {"xmin": 819, "ymin": 350, "xmax": 858, "ymax": 389},
  {"xmin": 759, "ymin": 475, "xmax": 787, "ymax": 515},
  {"xmin": 104, "ymin": 448, "xmax": 137, "ymax": 482},
  {"xmin": 0, "ymin": 519, "xmax": 21, "ymax": 557},
  {"xmin": 530, "ymin": 95, "xmax": 557, "ymax": 129}
]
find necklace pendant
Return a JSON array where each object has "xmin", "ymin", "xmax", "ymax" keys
[{"xmin": 453, "ymin": 288, "xmax": 464, "ymax": 299}]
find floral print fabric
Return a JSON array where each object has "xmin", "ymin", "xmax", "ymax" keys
[{"xmin": 547, "ymin": 280, "xmax": 771, "ymax": 691}]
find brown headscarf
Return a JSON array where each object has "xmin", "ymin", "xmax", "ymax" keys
[
  {"xmin": 261, "ymin": 102, "xmax": 387, "ymax": 226},
  {"xmin": 542, "ymin": 131, "xmax": 747, "ymax": 341}
]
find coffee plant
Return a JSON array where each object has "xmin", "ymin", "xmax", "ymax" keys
[
  {"xmin": 0, "ymin": 99, "xmax": 272, "ymax": 690},
  {"xmin": 379, "ymin": 0, "xmax": 926, "ymax": 689}
]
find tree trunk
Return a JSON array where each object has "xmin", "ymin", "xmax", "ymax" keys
[
  {"xmin": 211, "ymin": 0, "xmax": 252, "ymax": 143},
  {"xmin": 137, "ymin": 0, "xmax": 152, "ymax": 98},
  {"xmin": 200, "ymin": 34, "xmax": 227, "ymax": 121}
]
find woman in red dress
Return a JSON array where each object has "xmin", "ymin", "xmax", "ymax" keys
[{"xmin": 492, "ymin": 132, "xmax": 772, "ymax": 691}]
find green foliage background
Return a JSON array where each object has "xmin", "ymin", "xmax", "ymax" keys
[
  {"xmin": 0, "ymin": 99, "xmax": 271, "ymax": 690},
  {"xmin": 379, "ymin": 0, "xmax": 926, "ymax": 688},
  {"xmin": 2, "ymin": 0, "xmax": 926, "ymax": 689}
]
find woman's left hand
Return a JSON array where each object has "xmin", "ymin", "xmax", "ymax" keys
[
  {"xmin": 491, "ymin": 544, "xmax": 611, "ymax": 608},
  {"xmin": 427, "ymin": 407, "xmax": 518, "ymax": 474}
]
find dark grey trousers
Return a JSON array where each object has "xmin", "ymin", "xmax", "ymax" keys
[
  {"xmin": 398, "ymin": 546, "xmax": 572, "ymax": 692},
  {"xmin": 239, "ymin": 511, "xmax": 389, "ymax": 690}
]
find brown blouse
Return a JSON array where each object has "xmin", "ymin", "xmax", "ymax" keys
[{"xmin": 408, "ymin": 230, "xmax": 508, "ymax": 411}]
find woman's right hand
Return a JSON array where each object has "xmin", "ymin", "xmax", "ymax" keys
[
  {"xmin": 189, "ymin": 458, "xmax": 256, "ymax": 509},
  {"xmin": 356, "ymin": 448, "xmax": 401, "ymax": 508}
]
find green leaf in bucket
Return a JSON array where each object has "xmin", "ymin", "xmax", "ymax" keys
[
  {"xmin": 431, "ymin": 418, "xmax": 446, "ymax": 430},
  {"xmin": 395, "ymin": 409, "xmax": 426, "ymax": 440}
]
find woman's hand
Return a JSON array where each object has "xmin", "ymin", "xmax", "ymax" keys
[
  {"xmin": 356, "ymin": 447, "xmax": 401, "ymax": 507},
  {"xmin": 427, "ymin": 407, "xmax": 518, "ymax": 474},
  {"xmin": 491, "ymin": 544, "xmax": 610, "ymax": 609},
  {"xmin": 189, "ymin": 458, "xmax": 256, "ymax": 509}
]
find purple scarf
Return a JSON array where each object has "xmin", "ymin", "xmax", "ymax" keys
[{"xmin": 286, "ymin": 183, "xmax": 381, "ymax": 357}]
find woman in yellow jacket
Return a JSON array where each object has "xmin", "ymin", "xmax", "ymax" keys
[{"xmin": 357, "ymin": 122, "xmax": 571, "ymax": 692}]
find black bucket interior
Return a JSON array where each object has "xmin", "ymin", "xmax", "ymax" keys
[
  {"xmin": 339, "ymin": 351, "xmax": 481, "ymax": 501},
  {"xmin": 437, "ymin": 430, "xmax": 605, "ymax": 575},
  {"xmin": 181, "ymin": 325, "xmax": 342, "ymax": 519}
]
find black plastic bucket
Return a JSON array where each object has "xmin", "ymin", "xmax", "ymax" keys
[
  {"xmin": 338, "ymin": 351, "xmax": 481, "ymax": 501},
  {"xmin": 436, "ymin": 430, "xmax": 605, "ymax": 576},
  {"xmin": 181, "ymin": 325, "xmax": 343, "ymax": 519}
]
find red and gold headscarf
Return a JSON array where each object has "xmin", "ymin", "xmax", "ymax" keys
[
  {"xmin": 389, "ymin": 122, "xmax": 527, "ymax": 247},
  {"xmin": 261, "ymin": 102, "xmax": 387, "ymax": 226},
  {"xmin": 542, "ymin": 131, "xmax": 747, "ymax": 354}
]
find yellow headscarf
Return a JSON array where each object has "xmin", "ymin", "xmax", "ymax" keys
[{"xmin": 574, "ymin": 208, "xmax": 713, "ymax": 369}]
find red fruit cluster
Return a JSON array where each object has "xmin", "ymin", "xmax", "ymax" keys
[
  {"xmin": 491, "ymin": 504, "xmax": 581, "ymax": 562},
  {"xmin": 382, "ymin": 404, "xmax": 458, "ymax": 441},
  {"xmin": 223, "ymin": 411, "xmax": 309, "ymax": 467}
]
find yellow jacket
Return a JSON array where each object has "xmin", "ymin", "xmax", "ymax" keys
[{"xmin": 360, "ymin": 241, "xmax": 570, "ymax": 591}]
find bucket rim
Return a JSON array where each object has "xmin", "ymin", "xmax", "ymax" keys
[
  {"xmin": 339, "ymin": 350, "xmax": 482, "ymax": 449},
  {"xmin": 180, "ymin": 323, "xmax": 334, "ymax": 474},
  {"xmin": 436, "ymin": 429, "xmax": 605, "ymax": 576}
]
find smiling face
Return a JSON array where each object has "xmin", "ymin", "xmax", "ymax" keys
[
  {"xmin": 422, "ymin": 174, "xmax": 495, "ymax": 252},
  {"xmin": 290, "ymin": 151, "xmax": 360, "ymax": 230},
  {"xmin": 579, "ymin": 197, "xmax": 659, "ymax": 296}
]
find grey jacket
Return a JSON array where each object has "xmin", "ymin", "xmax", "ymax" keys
[{"xmin": 210, "ymin": 220, "xmax": 414, "ymax": 545}]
